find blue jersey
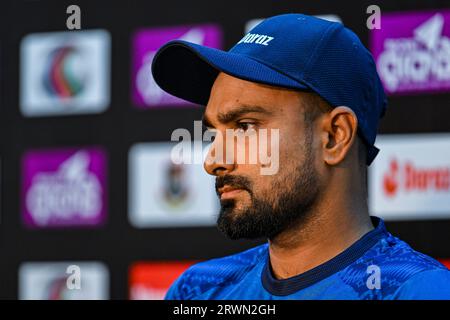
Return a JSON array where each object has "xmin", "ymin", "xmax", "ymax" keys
[{"xmin": 166, "ymin": 217, "xmax": 450, "ymax": 300}]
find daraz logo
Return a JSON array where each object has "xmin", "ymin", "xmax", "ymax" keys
[
  {"xmin": 369, "ymin": 134, "xmax": 450, "ymax": 220},
  {"xmin": 237, "ymin": 33, "xmax": 274, "ymax": 46},
  {"xmin": 383, "ymin": 158, "xmax": 450, "ymax": 197}
]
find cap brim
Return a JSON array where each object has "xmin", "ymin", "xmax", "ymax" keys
[
  {"xmin": 151, "ymin": 40, "xmax": 309, "ymax": 106},
  {"xmin": 151, "ymin": 39, "xmax": 380, "ymax": 166}
]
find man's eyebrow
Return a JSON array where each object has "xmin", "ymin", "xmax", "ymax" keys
[{"xmin": 203, "ymin": 105, "xmax": 273, "ymax": 128}]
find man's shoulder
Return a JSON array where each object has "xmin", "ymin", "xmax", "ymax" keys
[
  {"xmin": 185, "ymin": 243, "xmax": 268, "ymax": 280},
  {"xmin": 393, "ymin": 267, "xmax": 450, "ymax": 299},
  {"xmin": 381, "ymin": 235, "xmax": 450, "ymax": 299},
  {"xmin": 371, "ymin": 233, "xmax": 447, "ymax": 276},
  {"xmin": 343, "ymin": 232, "xmax": 450, "ymax": 299},
  {"xmin": 165, "ymin": 243, "xmax": 268, "ymax": 300}
]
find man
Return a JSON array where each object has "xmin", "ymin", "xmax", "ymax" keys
[{"xmin": 151, "ymin": 14, "xmax": 450, "ymax": 299}]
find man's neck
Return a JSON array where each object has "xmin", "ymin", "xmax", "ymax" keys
[{"xmin": 267, "ymin": 205, "xmax": 373, "ymax": 280}]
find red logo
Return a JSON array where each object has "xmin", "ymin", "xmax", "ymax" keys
[
  {"xmin": 129, "ymin": 261, "xmax": 196, "ymax": 300},
  {"xmin": 383, "ymin": 158, "xmax": 450, "ymax": 197},
  {"xmin": 383, "ymin": 159, "xmax": 399, "ymax": 197},
  {"xmin": 439, "ymin": 259, "xmax": 450, "ymax": 270}
]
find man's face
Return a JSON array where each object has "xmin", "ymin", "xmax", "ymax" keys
[{"xmin": 203, "ymin": 72, "xmax": 322, "ymax": 240}]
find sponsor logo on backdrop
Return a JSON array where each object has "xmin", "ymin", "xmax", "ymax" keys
[
  {"xmin": 19, "ymin": 262, "xmax": 109, "ymax": 300},
  {"xmin": 244, "ymin": 14, "xmax": 342, "ymax": 33},
  {"xmin": 21, "ymin": 148, "xmax": 107, "ymax": 228},
  {"xmin": 129, "ymin": 262, "xmax": 195, "ymax": 300},
  {"xmin": 128, "ymin": 142, "xmax": 218, "ymax": 227},
  {"xmin": 369, "ymin": 134, "xmax": 450, "ymax": 220},
  {"xmin": 20, "ymin": 29, "xmax": 110, "ymax": 116},
  {"xmin": 440, "ymin": 260, "xmax": 450, "ymax": 269},
  {"xmin": 370, "ymin": 10, "xmax": 450, "ymax": 95},
  {"xmin": 382, "ymin": 158, "xmax": 449, "ymax": 198},
  {"xmin": 43, "ymin": 46, "xmax": 85, "ymax": 98},
  {"xmin": 131, "ymin": 25, "xmax": 222, "ymax": 108}
]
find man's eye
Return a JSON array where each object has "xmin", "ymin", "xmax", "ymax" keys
[{"xmin": 237, "ymin": 122, "xmax": 256, "ymax": 132}]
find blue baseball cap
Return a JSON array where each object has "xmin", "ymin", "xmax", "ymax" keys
[{"xmin": 151, "ymin": 13, "xmax": 387, "ymax": 165}]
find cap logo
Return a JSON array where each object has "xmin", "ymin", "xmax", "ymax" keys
[{"xmin": 237, "ymin": 33, "xmax": 274, "ymax": 46}]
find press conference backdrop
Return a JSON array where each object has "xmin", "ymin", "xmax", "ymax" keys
[{"xmin": 0, "ymin": 0, "xmax": 449, "ymax": 299}]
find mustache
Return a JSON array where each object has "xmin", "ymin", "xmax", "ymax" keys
[{"xmin": 215, "ymin": 175, "xmax": 253, "ymax": 197}]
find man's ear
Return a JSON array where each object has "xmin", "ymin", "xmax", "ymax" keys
[{"xmin": 320, "ymin": 106, "xmax": 358, "ymax": 166}]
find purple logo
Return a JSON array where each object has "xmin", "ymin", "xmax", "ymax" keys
[
  {"xmin": 21, "ymin": 148, "xmax": 107, "ymax": 228},
  {"xmin": 371, "ymin": 10, "xmax": 450, "ymax": 95},
  {"xmin": 131, "ymin": 25, "xmax": 222, "ymax": 108}
]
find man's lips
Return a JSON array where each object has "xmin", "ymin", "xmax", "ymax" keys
[{"xmin": 217, "ymin": 185, "xmax": 247, "ymax": 200}]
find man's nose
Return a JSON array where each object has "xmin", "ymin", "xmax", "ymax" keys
[{"xmin": 203, "ymin": 129, "xmax": 236, "ymax": 176}]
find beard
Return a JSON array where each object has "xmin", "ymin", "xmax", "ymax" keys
[{"xmin": 215, "ymin": 130, "xmax": 320, "ymax": 240}]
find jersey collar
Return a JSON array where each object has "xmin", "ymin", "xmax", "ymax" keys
[{"xmin": 261, "ymin": 216, "xmax": 387, "ymax": 296}]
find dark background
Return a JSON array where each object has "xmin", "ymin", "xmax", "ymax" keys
[{"xmin": 0, "ymin": 0, "xmax": 449, "ymax": 299}]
